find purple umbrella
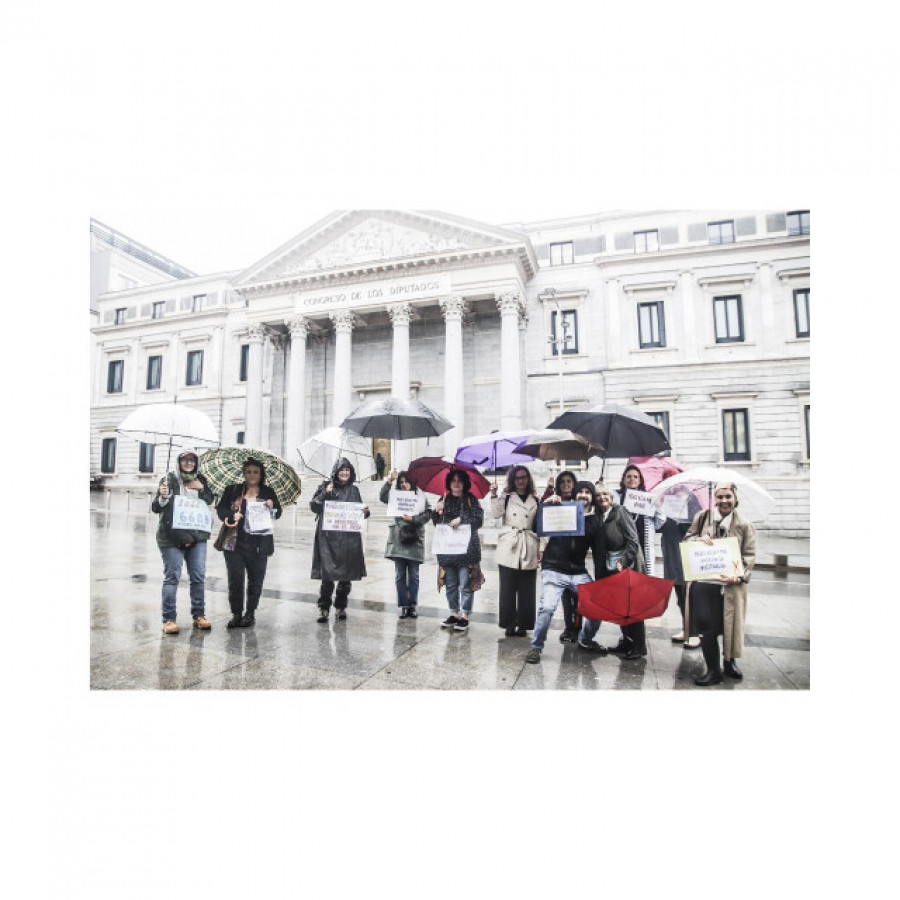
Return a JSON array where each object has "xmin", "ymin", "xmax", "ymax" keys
[{"xmin": 454, "ymin": 429, "xmax": 537, "ymax": 473}]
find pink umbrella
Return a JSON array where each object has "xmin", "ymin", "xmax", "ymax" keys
[{"xmin": 625, "ymin": 456, "xmax": 685, "ymax": 491}]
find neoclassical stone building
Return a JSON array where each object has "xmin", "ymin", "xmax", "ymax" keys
[{"xmin": 90, "ymin": 209, "xmax": 810, "ymax": 534}]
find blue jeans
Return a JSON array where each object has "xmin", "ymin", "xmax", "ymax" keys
[
  {"xmin": 443, "ymin": 565, "xmax": 473, "ymax": 614},
  {"xmin": 531, "ymin": 569, "xmax": 591, "ymax": 650},
  {"xmin": 394, "ymin": 558, "xmax": 421, "ymax": 607},
  {"xmin": 160, "ymin": 542, "xmax": 207, "ymax": 622}
]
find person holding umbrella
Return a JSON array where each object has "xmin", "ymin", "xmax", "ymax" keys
[
  {"xmin": 614, "ymin": 464, "xmax": 665, "ymax": 577},
  {"xmin": 683, "ymin": 482, "xmax": 757, "ymax": 686},
  {"xmin": 379, "ymin": 469, "xmax": 432, "ymax": 618},
  {"xmin": 310, "ymin": 457, "xmax": 371, "ymax": 623},
  {"xmin": 215, "ymin": 457, "xmax": 283, "ymax": 629},
  {"xmin": 433, "ymin": 467, "xmax": 485, "ymax": 632},
  {"xmin": 489, "ymin": 466, "xmax": 539, "ymax": 637},
  {"xmin": 151, "ymin": 449, "xmax": 214, "ymax": 634},
  {"xmin": 588, "ymin": 483, "xmax": 648, "ymax": 659}
]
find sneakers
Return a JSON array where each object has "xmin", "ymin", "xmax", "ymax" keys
[
  {"xmin": 192, "ymin": 615, "xmax": 212, "ymax": 630},
  {"xmin": 577, "ymin": 638, "xmax": 607, "ymax": 653},
  {"xmin": 441, "ymin": 615, "xmax": 460, "ymax": 628},
  {"xmin": 526, "ymin": 648, "xmax": 542, "ymax": 664},
  {"xmin": 162, "ymin": 620, "xmax": 179, "ymax": 635},
  {"xmin": 317, "ymin": 607, "xmax": 329, "ymax": 624},
  {"xmin": 336, "ymin": 608, "xmax": 347, "ymax": 621},
  {"xmin": 559, "ymin": 628, "xmax": 577, "ymax": 643},
  {"xmin": 454, "ymin": 617, "xmax": 470, "ymax": 632},
  {"xmin": 684, "ymin": 637, "xmax": 701, "ymax": 649}
]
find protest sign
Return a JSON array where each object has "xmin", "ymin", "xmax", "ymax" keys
[
  {"xmin": 431, "ymin": 524, "xmax": 472, "ymax": 556},
  {"xmin": 659, "ymin": 493, "xmax": 693, "ymax": 522},
  {"xmin": 322, "ymin": 501, "xmax": 366, "ymax": 533},
  {"xmin": 244, "ymin": 499, "xmax": 274, "ymax": 534},
  {"xmin": 536, "ymin": 501, "xmax": 585, "ymax": 537},
  {"xmin": 171, "ymin": 495, "xmax": 213, "ymax": 533},
  {"xmin": 623, "ymin": 489, "xmax": 654, "ymax": 516},
  {"xmin": 680, "ymin": 537, "xmax": 744, "ymax": 581},
  {"xmin": 386, "ymin": 488, "xmax": 426, "ymax": 517}
]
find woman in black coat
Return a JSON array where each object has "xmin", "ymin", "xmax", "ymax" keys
[
  {"xmin": 310, "ymin": 457, "xmax": 370, "ymax": 623},
  {"xmin": 216, "ymin": 456, "xmax": 283, "ymax": 628}
]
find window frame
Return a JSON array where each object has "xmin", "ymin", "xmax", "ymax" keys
[
  {"xmin": 633, "ymin": 229, "xmax": 659, "ymax": 253},
  {"xmin": 549, "ymin": 241, "xmax": 574, "ymax": 266},
  {"xmin": 722, "ymin": 408, "xmax": 751, "ymax": 462},
  {"xmin": 713, "ymin": 294, "xmax": 745, "ymax": 343},
  {"xmin": 146, "ymin": 354, "xmax": 162, "ymax": 391},
  {"xmin": 152, "ymin": 301, "xmax": 165, "ymax": 320},
  {"xmin": 550, "ymin": 309, "xmax": 579, "ymax": 356},
  {"xmin": 804, "ymin": 404, "xmax": 810, "ymax": 460},
  {"xmin": 107, "ymin": 359, "xmax": 124, "ymax": 394},
  {"xmin": 192, "ymin": 294, "xmax": 206, "ymax": 313},
  {"xmin": 239, "ymin": 344, "xmax": 249, "ymax": 382},
  {"xmin": 138, "ymin": 442, "xmax": 155, "ymax": 473},
  {"xmin": 793, "ymin": 288, "xmax": 810, "ymax": 338},
  {"xmin": 637, "ymin": 301, "xmax": 667, "ymax": 348},
  {"xmin": 708, "ymin": 220, "xmax": 735, "ymax": 245},
  {"xmin": 185, "ymin": 349, "xmax": 204, "ymax": 386},
  {"xmin": 787, "ymin": 210, "xmax": 810, "ymax": 236},
  {"xmin": 236, "ymin": 431, "xmax": 245, "ymax": 446},
  {"xmin": 114, "ymin": 308, "xmax": 126, "ymax": 325},
  {"xmin": 100, "ymin": 437, "xmax": 117, "ymax": 473}
]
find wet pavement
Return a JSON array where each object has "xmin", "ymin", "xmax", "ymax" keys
[{"xmin": 90, "ymin": 483, "xmax": 810, "ymax": 690}]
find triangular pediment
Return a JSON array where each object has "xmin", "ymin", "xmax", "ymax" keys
[{"xmin": 234, "ymin": 210, "xmax": 533, "ymax": 286}]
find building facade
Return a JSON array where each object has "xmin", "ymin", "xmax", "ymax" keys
[{"xmin": 90, "ymin": 209, "xmax": 810, "ymax": 535}]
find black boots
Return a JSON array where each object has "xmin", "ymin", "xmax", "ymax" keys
[
  {"xmin": 694, "ymin": 633, "xmax": 723, "ymax": 686},
  {"xmin": 724, "ymin": 658, "xmax": 743, "ymax": 680}
]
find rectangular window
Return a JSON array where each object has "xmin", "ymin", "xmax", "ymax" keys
[
  {"xmin": 101, "ymin": 438, "xmax": 117, "ymax": 473},
  {"xmin": 633, "ymin": 230, "xmax": 659, "ymax": 253},
  {"xmin": 647, "ymin": 411, "xmax": 671, "ymax": 455},
  {"xmin": 138, "ymin": 442, "xmax": 155, "ymax": 473},
  {"xmin": 239, "ymin": 344, "xmax": 249, "ymax": 382},
  {"xmin": 186, "ymin": 350, "xmax": 203, "ymax": 386},
  {"xmin": 549, "ymin": 241, "xmax": 574, "ymax": 266},
  {"xmin": 119, "ymin": 275, "xmax": 137, "ymax": 290},
  {"xmin": 794, "ymin": 289, "xmax": 810, "ymax": 338},
  {"xmin": 236, "ymin": 431, "xmax": 245, "ymax": 445},
  {"xmin": 114, "ymin": 308, "xmax": 126, "ymax": 325},
  {"xmin": 708, "ymin": 220, "xmax": 735, "ymax": 244},
  {"xmin": 787, "ymin": 210, "xmax": 810, "ymax": 235},
  {"xmin": 152, "ymin": 301, "xmax": 165, "ymax": 319},
  {"xmin": 192, "ymin": 294, "xmax": 206, "ymax": 312},
  {"xmin": 637, "ymin": 302, "xmax": 666, "ymax": 348},
  {"xmin": 551, "ymin": 309, "xmax": 579, "ymax": 355},
  {"xmin": 713, "ymin": 295, "xmax": 745, "ymax": 343},
  {"xmin": 723, "ymin": 409, "xmax": 751, "ymax": 461},
  {"xmin": 804, "ymin": 405, "xmax": 810, "ymax": 458},
  {"xmin": 146, "ymin": 355, "xmax": 162, "ymax": 390},
  {"xmin": 107, "ymin": 360, "xmax": 124, "ymax": 393}
]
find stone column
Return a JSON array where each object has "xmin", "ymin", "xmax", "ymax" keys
[
  {"xmin": 285, "ymin": 315, "xmax": 309, "ymax": 466},
  {"xmin": 330, "ymin": 310, "xmax": 355, "ymax": 427},
  {"xmin": 439, "ymin": 295, "xmax": 467, "ymax": 458},
  {"xmin": 497, "ymin": 292, "xmax": 524, "ymax": 432},
  {"xmin": 245, "ymin": 323, "xmax": 267, "ymax": 448},
  {"xmin": 605, "ymin": 278, "xmax": 621, "ymax": 366},
  {"xmin": 680, "ymin": 270, "xmax": 700, "ymax": 362},
  {"xmin": 756, "ymin": 263, "xmax": 777, "ymax": 356},
  {"xmin": 389, "ymin": 302, "xmax": 412, "ymax": 470}
]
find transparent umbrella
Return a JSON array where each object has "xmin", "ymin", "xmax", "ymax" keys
[
  {"xmin": 117, "ymin": 402, "xmax": 220, "ymax": 469},
  {"xmin": 297, "ymin": 426, "xmax": 377, "ymax": 480}
]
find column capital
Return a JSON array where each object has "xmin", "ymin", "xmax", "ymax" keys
[
  {"xmin": 329, "ymin": 309, "xmax": 356, "ymax": 333},
  {"xmin": 387, "ymin": 302, "xmax": 412, "ymax": 327},
  {"xmin": 439, "ymin": 295, "xmax": 467, "ymax": 322},
  {"xmin": 496, "ymin": 291, "xmax": 524, "ymax": 316},
  {"xmin": 285, "ymin": 314, "xmax": 309, "ymax": 337},
  {"xmin": 247, "ymin": 323, "xmax": 269, "ymax": 344}
]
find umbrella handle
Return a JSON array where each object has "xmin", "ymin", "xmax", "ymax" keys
[{"xmin": 224, "ymin": 517, "xmax": 238, "ymax": 527}]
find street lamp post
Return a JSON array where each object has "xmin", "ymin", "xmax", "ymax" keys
[{"xmin": 544, "ymin": 288, "xmax": 570, "ymax": 415}]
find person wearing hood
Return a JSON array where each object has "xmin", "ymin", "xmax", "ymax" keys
[
  {"xmin": 310, "ymin": 457, "xmax": 370, "ymax": 623},
  {"xmin": 682, "ymin": 482, "xmax": 757, "ymax": 686},
  {"xmin": 216, "ymin": 456, "xmax": 283, "ymax": 628},
  {"xmin": 526, "ymin": 479, "xmax": 607, "ymax": 664},
  {"xmin": 151, "ymin": 449, "xmax": 215, "ymax": 634}
]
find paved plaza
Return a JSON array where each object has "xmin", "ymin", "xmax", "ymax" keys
[{"xmin": 90, "ymin": 481, "xmax": 810, "ymax": 690}]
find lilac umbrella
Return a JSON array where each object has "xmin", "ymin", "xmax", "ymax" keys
[{"xmin": 454, "ymin": 429, "xmax": 537, "ymax": 472}]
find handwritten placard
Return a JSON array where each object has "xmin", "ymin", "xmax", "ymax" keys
[
  {"xmin": 681, "ymin": 537, "xmax": 744, "ymax": 581},
  {"xmin": 624, "ymin": 489, "xmax": 654, "ymax": 516},
  {"xmin": 536, "ymin": 501, "xmax": 585, "ymax": 537},
  {"xmin": 322, "ymin": 501, "xmax": 366, "ymax": 532},
  {"xmin": 171, "ymin": 496, "xmax": 212, "ymax": 533},
  {"xmin": 659, "ymin": 493, "xmax": 692, "ymax": 522},
  {"xmin": 387, "ymin": 488, "xmax": 426, "ymax": 517},
  {"xmin": 432, "ymin": 523, "xmax": 472, "ymax": 556},
  {"xmin": 244, "ymin": 499, "xmax": 274, "ymax": 534}
]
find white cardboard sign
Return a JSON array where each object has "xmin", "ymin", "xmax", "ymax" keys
[
  {"xmin": 244, "ymin": 499, "xmax": 274, "ymax": 534},
  {"xmin": 171, "ymin": 496, "xmax": 212, "ymax": 533},
  {"xmin": 431, "ymin": 523, "xmax": 472, "ymax": 556},
  {"xmin": 387, "ymin": 488, "xmax": 426, "ymax": 517},
  {"xmin": 322, "ymin": 501, "xmax": 366, "ymax": 532},
  {"xmin": 680, "ymin": 537, "xmax": 744, "ymax": 581},
  {"xmin": 623, "ymin": 489, "xmax": 654, "ymax": 516}
]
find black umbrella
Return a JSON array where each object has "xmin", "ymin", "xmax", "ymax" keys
[
  {"xmin": 547, "ymin": 403, "xmax": 670, "ymax": 479},
  {"xmin": 340, "ymin": 397, "xmax": 454, "ymax": 440}
]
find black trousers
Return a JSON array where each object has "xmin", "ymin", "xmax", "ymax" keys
[
  {"xmin": 224, "ymin": 549, "xmax": 269, "ymax": 617},
  {"xmin": 620, "ymin": 621, "xmax": 647, "ymax": 652},
  {"xmin": 561, "ymin": 589, "xmax": 582, "ymax": 633},
  {"xmin": 691, "ymin": 583, "xmax": 725, "ymax": 636},
  {"xmin": 497, "ymin": 565, "xmax": 537, "ymax": 629},
  {"xmin": 319, "ymin": 580, "xmax": 351, "ymax": 610}
]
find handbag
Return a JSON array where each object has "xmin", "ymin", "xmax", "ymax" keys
[
  {"xmin": 398, "ymin": 522, "xmax": 418, "ymax": 544},
  {"xmin": 213, "ymin": 521, "xmax": 237, "ymax": 552},
  {"xmin": 606, "ymin": 548, "xmax": 626, "ymax": 571}
]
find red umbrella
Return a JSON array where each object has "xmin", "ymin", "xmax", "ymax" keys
[
  {"xmin": 577, "ymin": 569, "xmax": 675, "ymax": 625},
  {"xmin": 625, "ymin": 456, "xmax": 685, "ymax": 491},
  {"xmin": 406, "ymin": 457, "xmax": 492, "ymax": 499}
]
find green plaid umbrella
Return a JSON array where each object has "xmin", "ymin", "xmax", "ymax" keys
[{"xmin": 198, "ymin": 446, "xmax": 302, "ymax": 507}]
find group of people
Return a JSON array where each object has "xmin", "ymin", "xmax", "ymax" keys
[{"xmin": 150, "ymin": 452, "xmax": 757, "ymax": 687}]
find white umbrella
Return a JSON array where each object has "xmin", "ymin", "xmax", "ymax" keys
[
  {"xmin": 649, "ymin": 467, "xmax": 775, "ymax": 523},
  {"xmin": 297, "ymin": 426, "xmax": 377, "ymax": 480},
  {"xmin": 117, "ymin": 402, "xmax": 220, "ymax": 469}
]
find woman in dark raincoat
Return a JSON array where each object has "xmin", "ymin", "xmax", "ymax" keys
[{"xmin": 310, "ymin": 457, "xmax": 370, "ymax": 623}]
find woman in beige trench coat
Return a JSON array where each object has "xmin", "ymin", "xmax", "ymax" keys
[
  {"xmin": 489, "ymin": 466, "xmax": 540, "ymax": 636},
  {"xmin": 683, "ymin": 483, "xmax": 757, "ymax": 686}
]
